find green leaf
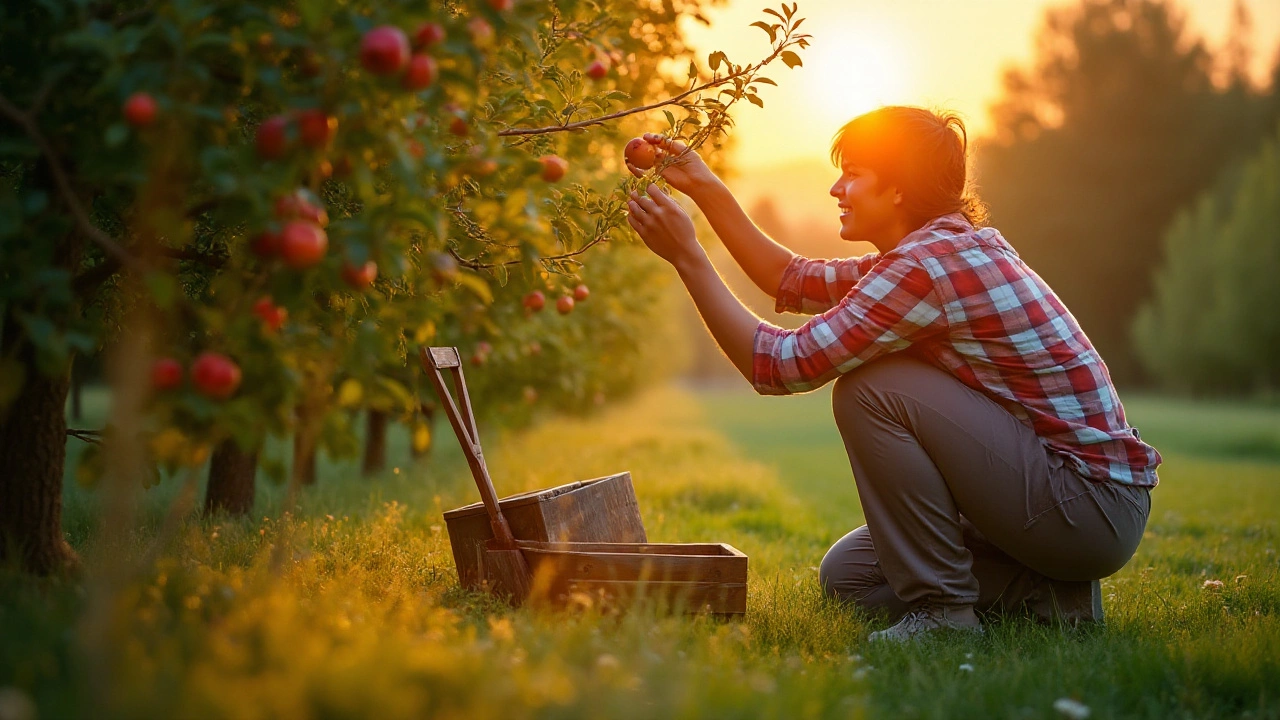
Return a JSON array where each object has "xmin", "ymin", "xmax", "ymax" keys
[
  {"xmin": 663, "ymin": 110, "xmax": 676, "ymax": 129},
  {"xmin": 104, "ymin": 123, "xmax": 128, "ymax": 148},
  {"xmin": 749, "ymin": 22, "xmax": 777, "ymax": 43},
  {"xmin": 688, "ymin": 60, "xmax": 698, "ymax": 80},
  {"xmin": 144, "ymin": 271, "xmax": 178, "ymax": 309},
  {"xmin": 491, "ymin": 262, "xmax": 509, "ymax": 287},
  {"xmin": 747, "ymin": 94, "xmax": 764, "ymax": 108},
  {"xmin": 753, "ymin": 77, "xmax": 777, "ymax": 86},
  {"xmin": 781, "ymin": 51, "xmax": 803, "ymax": 69},
  {"xmin": 763, "ymin": 8, "xmax": 786, "ymax": 22}
]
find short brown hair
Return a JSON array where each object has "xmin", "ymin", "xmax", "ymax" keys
[{"xmin": 830, "ymin": 106, "xmax": 987, "ymax": 227}]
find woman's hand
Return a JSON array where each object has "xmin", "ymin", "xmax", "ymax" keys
[
  {"xmin": 626, "ymin": 134, "xmax": 719, "ymax": 198},
  {"xmin": 627, "ymin": 184, "xmax": 703, "ymax": 268}
]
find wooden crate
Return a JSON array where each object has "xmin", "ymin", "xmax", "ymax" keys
[
  {"xmin": 519, "ymin": 541, "xmax": 748, "ymax": 615},
  {"xmin": 443, "ymin": 471, "xmax": 647, "ymax": 590}
]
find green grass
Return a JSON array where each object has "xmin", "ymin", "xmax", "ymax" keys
[{"xmin": 1, "ymin": 385, "xmax": 1278, "ymax": 718}]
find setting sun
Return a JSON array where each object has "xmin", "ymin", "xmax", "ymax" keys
[{"xmin": 803, "ymin": 28, "xmax": 912, "ymax": 127}]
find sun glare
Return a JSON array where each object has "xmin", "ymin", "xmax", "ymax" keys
[{"xmin": 804, "ymin": 28, "xmax": 911, "ymax": 127}]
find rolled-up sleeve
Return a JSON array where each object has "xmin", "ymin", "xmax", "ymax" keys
[
  {"xmin": 753, "ymin": 255, "xmax": 946, "ymax": 395},
  {"xmin": 774, "ymin": 252, "xmax": 883, "ymax": 314}
]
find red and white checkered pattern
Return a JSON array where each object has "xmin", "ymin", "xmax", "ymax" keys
[{"xmin": 753, "ymin": 213, "xmax": 1161, "ymax": 487}]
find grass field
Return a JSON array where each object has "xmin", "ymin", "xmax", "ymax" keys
[{"xmin": 1, "ymin": 384, "xmax": 1278, "ymax": 719}]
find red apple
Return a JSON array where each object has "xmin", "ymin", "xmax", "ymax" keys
[
  {"xmin": 539, "ymin": 155, "xmax": 568, "ymax": 182},
  {"xmin": 191, "ymin": 352, "xmax": 242, "ymax": 400},
  {"xmin": 585, "ymin": 60, "xmax": 609, "ymax": 80},
  {"xmin": 403, "ymin": 54, "xmax": 438, "ymax": 90},
  {"xmin": 489, "ymin": 0, "xmax": 514, "ymax": 11},
  {"xmin": 413, "ymin": 22, "xmax": 446, "ymax": 48},
  {"xmin": 275, "ymin": 189, "xmax": 329, "ymax": 227},
  {"xmin": 295, "ymin": 109, "xmax": 336, "ymax": 149},
  {"xmin": 341, "ymin": 260, "xmax": 378, "ymax": 289},
  {"xmin": 150, "ymin": 357, "xmax": 183, "ymax": 390},
  {"xmin": 523, "ymin": 290, "xmax": 545, "ymax": 312},
  {"xmin": 279, "ymin": 221, "xmax": 328, "ymax": 269},
  {"xmin": 252, "ymin": 297, "xmax": 287, "ymax": 333},
  {"xmin": 123, "ymin": 92, "xmax": 158, "ymax": 128},
  {"xmin": 556, "ymin": 295, "xmax": 575, "ymax": 315},
  {"xmin": 470, "ymin": 351, "xmax": 486, "ymax": 366},
  {"xmin": 624, "ymin": 137, "xmax": 657, "ymax": 170},
  {"xmin": 467, "ymin": 17, "xmax": 494, "ymax": 47},
  {"xmin": 256, "ymin": 114, "xmax": 291, "ymax": 159},
  {"xmin": 573, "ymin": 283, "xmax": 590, "ymax": 302},
  {"xmin": 449, "ymin": 115, "xmax": 469, "ymax": 137},
  {"xmin": 251, "ymin": 230, "xmax": 282, "ymax": 258},
  {"xmin": 360, "ymin": 26, "xmax": 411, "ymax": 76}
]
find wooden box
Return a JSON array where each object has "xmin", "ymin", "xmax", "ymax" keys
[
  {"xmin": 443, "ymin": 471, "xmax": 647, "ymax": 590},
  {"xmin": 520, "ymin": 541, "xmax": 748, "ymax": 615}
]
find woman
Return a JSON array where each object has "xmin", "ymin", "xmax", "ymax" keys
[{"xmin": 624, "ymin": 106, "xmax": 1160, "ymax": 642}]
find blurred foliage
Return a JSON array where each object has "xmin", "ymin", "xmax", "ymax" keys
[
  {"xmin": 979, "ymin": 0, "xmax": 1280, "ymax": 384},
  {"xmin": 0, "ymin": 0, "xmax": 808, "ymax": 500},
  {"xmin": 1133, "ymin": 120, "xmax": 1280, "ymax": 397}
]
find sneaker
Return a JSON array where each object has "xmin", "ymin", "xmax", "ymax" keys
[
  {"xmin": 1027, "ymin": 579, "xmax": 1104, "ymax": 626},
  {"xmin": 868, "ymin": 603, "xmax": 984, "ymax": 643}
]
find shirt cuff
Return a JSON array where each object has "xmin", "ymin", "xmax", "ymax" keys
[
  {"xmin": 773, "ymin": 255, "xmax": 809, "ymax": 314},
  {"xmin": 751, "ymin": 322, "xmax": 793, "ymax": 396}
]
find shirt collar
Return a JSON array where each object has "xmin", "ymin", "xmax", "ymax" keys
[{"xmin": 892, "ymin": 213, "xmax": 973, "ymax": 252}]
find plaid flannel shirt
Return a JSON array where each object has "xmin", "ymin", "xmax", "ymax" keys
[{"xmin": 752, "ymin": 213, "xmax": 1161, "ymax": 487}]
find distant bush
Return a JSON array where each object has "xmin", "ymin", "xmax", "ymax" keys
[{"xmin": 1134, "ymin": 122, "xmax": 1280, "ymax": 397}]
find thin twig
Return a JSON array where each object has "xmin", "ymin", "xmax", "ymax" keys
[
  {"xmin": 0, "ymin": 91, "xmax": 145, "ymax": 273},
  {"xmin": 496, "ymin": 42, "xmax": 788, "ymax": 137},
  {"xmin": 446, "ymin": 233, "xmax": 609, "ymax": 271},
  {"xmin": 67, "ymin": 428, "xmax": 104, "ymax": 444}
]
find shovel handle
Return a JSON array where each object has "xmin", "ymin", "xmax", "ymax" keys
[{"xmin": 419, "ymin": 346, "xmax": 519, "ymax": 549}]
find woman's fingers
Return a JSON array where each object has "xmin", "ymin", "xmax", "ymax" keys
[
  {"xmin": 624, "ymin": 160, "xmax": 645, "ymax": 179},
  {"xmin": 629, "ymin": 190, "xmax": 659, "ymax": 215},
  {"xmin": 644, "ymin": 133, "xmax": 687, "ymax": 154}
]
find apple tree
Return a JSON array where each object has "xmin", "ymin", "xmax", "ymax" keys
[{"xmin": 0, "ymin": 0, "xmax": 809, "ymax": 573}]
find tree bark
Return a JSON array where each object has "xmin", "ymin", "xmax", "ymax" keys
[
  {"xmin": 362, "ymin": 409, "xmax": 388, "ymax": 477},
  {"xmin": 204, "ymin": 439, "xmax": 257, "ymax": 517},
  {"xmin": 292, "ymin": 431, "xmax": 317, "ymax": 486},
  {"xmin": 70, "ymin": 362, "xmax": 83, "ymax": 421},
  {"xmin": 0, "ymin": 320, "xmax": 78, "ymax": 574}
]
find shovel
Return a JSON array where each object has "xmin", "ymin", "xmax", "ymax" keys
[{"xmin": 420, "ymin": 346, "xmax": 532, "ymax": 604}]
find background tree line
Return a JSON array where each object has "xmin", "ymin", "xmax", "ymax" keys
[{"xmin": 978, "ymin": 0, "xmax": 1280, "ymax": 392}]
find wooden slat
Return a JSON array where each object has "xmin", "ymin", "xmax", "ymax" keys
[
  {"xmin": 426, "ymin": 346, "xmax": 461, "ymax": 369},
  {"xmin": 558, "ymin": 580, "xmax": 747, "ymax": 615},
  {"xmin": 523, "ymin": 546, "xmax": 747, "ymax": 584},
  {"xmin": 517, "ymin": 541, "xmax": 743, "ymax": 557}
]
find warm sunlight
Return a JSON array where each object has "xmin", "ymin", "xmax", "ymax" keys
[{"xmin": 803, "ymin": 27, "xmax": 912, "ymax": 128}]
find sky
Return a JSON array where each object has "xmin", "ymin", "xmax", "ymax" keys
[{"xmin": 679, "ymin": 0, "xmax": 1280, "ymax": 172}]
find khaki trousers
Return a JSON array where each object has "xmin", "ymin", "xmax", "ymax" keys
[{"xmin": 818, "ymin": 353, "xmax": 1151, "ymax": 615}]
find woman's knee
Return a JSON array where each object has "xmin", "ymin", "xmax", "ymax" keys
[
  {"xmin": 819, "ymin": 527, "xmax": 887, "ymax": 601},
  {"xmin": 831, "ymin": 355, "xmax": 933, "ymax": 429}
]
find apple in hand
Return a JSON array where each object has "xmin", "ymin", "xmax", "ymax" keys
[
  {"xmin": 279, "ymin": 221, "xmax": 328, "ymax": 269},
  {"xmin": 191, "ymin": 352, "xmax": 242, "ymax": 400},
  {"xmin": 123, "ymin": 92, "xmax": 158, "ymax": 128},
  {"xmin": 360, "ymin": 26, "xmax": 411, "ymax": 76},
  {"xmin": 151, "ymin": 357, "xmax": 183, "ymax": 390},
  {"xmin": 624, "ymin": 137, "xmax": 657, "ymax": 170}
]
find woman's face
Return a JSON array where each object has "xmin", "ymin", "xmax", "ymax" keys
[{"xmin": 829, "ymin": 162, "xmax": 904, "ymax": 249}]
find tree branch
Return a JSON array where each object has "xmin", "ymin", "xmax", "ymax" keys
[
  {"xmin": 496, "ymin": 41, "xmax": 789, "ymax": 137},
  {"xmin": 0, "ymin": 91, "xmax": 146, "ymax": 274}
]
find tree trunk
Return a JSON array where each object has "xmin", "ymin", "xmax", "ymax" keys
[
  {"xmin": 293, "ymin": 431, "xmax": 317, "ymax": 486},
  {"xmin": 70, "ymin": 362, "xmax": 83, "ymax": 421},
  {"xmin": 204, "ymin": 439, "xmax": 257, "ymax": 516},
  {"xmin": 0, "ymin": 324, "xmax": 78, "ymax": 574},
  {"xmin": 362, "ymin": 410, "xmax": 388, "ymax": 477}
]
